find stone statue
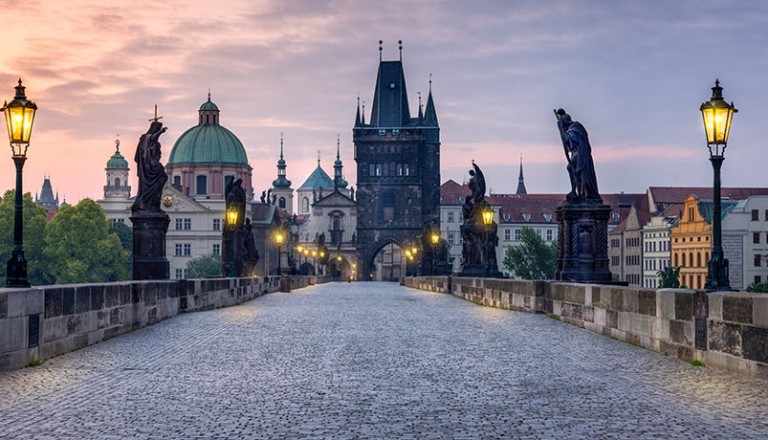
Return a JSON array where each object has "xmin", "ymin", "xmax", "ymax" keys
[
  {"xmin": 468, "ymin": 161, "xmax": 486, "ymax": 204},
  {"xmin": 240, "ymin": 218, "xmax": 259, "ymax": 275},
  {"xmin": 272, "ymin": 195, "xmax": 277, "ymax": 205},
  {"xmin": 132, "ymin": 120, "xmax": 167, "ymax": 212},
  {"xmin": 555, "ymin": 108, "xmax": 600, "ymax": 201},
  {"xmin": 260, "ymin": 190, "xmax": 266, "ymax": 204},
  {"xmin": 349, "ymin": 186, "xmax": 354, "ymax": 200},
  {"xmin": 225, "ymin": 178, "xmax": 246, "ymax": 228},
  {"xmin": 267, "ymin": 189, "xmax": 272, "ymax": 205}
]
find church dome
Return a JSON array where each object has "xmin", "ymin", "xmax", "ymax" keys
[
  {"xmin": 106, "ymin": 149, "xmax": 128, "ymax": 169},
  {"xmin": 167, "ymin": 95, "xmax": 249, "ymax": 167}
]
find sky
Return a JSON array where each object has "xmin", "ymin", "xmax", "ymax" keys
[{"xmin": 1, "ymin": 0, "xmax": 767, "ymax": 203}]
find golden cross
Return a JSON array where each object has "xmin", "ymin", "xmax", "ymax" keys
[{"xmin": 149, "ymin": 104, "xmax": 163, "ymax": 122}]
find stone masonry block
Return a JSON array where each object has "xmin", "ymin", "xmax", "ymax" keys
[
  {"xmin": 583, "ymin": 285, "xmax": 593, "ymax": 306},
  {"xmin": 7, "ymin": 290, "xmax": 30, "ymax": 318},
  {"xmin": 44, "ymin": 289, "xmax": 63, "ymax": 319},
  {"xmin": 104, "ymin": 285, "xmax": 122, "ymax": 308},
  {"xmin": 723, "ymin": 295, "xmax": 753, "ymax": 324},
  {"xmin": 593, "ymin": 307, "xmax": 606, "ymax": 326},
  {"xmin": 638, "ymin": 290, "xmax": 656, "ymax": 316},
  {"xmin": 74, "ymin": 287, "xmax": 90, "ymax": 314},
  {"xmin": 564, "ymin": 285, "xmax": 585, "ymax": 305},
  {"xmin": 90, "ymin": 286, "xmax": 105, "ymax": 311},
  {"xmin": 670, "ymin": 320, "xmax": 689, "ymax": 345},
  {"xmin": 0, "ymin": 317, "xmax": 27, "ymax": 352},
  {"xmin": 708, "ymin": 293, "xmax": 724, "ymax": 321},
  {"xmin": 708, "ymin": 320, "xmax": 742, "ymax": 357},
  {"xmin": 606, "ymin": 309, "xmax": 618, "ymax": 329},
  {"xmin": 674, "ymin": 292, "xmax": 693, "ymax": 321},
  {"xmin": 617, "ymin": 312, "xmax": 631, "ymax": 332},
  {"xmin": 0, "ymin": 292, "xmax": 6, "ymax": 319},
  {"xmin": 742, "ymin": 325, "xmax": 768, "ymax": 364},
  {"xmin": 657, "ymin": 290, "xmax": 676, "ymax": 320},
  {"xmin": 753, "ymin": 295, "xmax": 768, "ymax": 328},
  {"xmin": 610, "ymin": 288, "xmax": 623, "ymax": 311},
  {"xmin": 622, "ymin": 290, "xmax": 639, "ymax": 313}
]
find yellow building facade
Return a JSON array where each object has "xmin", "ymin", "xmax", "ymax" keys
[{"xmin": 670, "ymin": 194, "xmax": 711, "ymax": 289}]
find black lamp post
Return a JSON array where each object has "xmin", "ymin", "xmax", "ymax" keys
[
  {"xmin": 701, "ymin": 79, "xmax": 737, "ymax": 291},
  {"xmin": 430, "ymin": 231, "xmax": 440, "ymax": 275},
  {"xmin": 3, "ymin": 79, "xmax": 37, "ymax": 288},
  {"xmin": 481, "ymin": 202, "xmax": 494, "ymax": 277},
  {"xmin": 274, "ymin": 229, "xmax": 285, "ymax": 275},
  {"xmin": 223, "ymin": 207, "xmax": 239, "ymax": 277}
]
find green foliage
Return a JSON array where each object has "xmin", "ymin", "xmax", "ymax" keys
[
  {"xmin": 747, "ymin": 281, "xmax": 768, "ymax": 293},
  {"xmin": 691, "ymin": 360, "xmax": 705, "ymax": 367},
  {"xmin": 25, "ymin": 359, "xmax": 42, "ymax": 368},
  {"xmin": 502, "ymin": 227, "xmax": 557, "ymax": 280},
  {"xmin": 657, "ymin": 266, "xmax": 681, "ymax": 288},
  {"xmin": 44, "ymin": 199, "xmax": 130, "ymax": 284},
  {"xmin": 0, "ymin": 190, "xmax": 52, "ymax": 285},
  {"xmin": 186, "ymin": 253, "xmax": 222, "ymax": 279},
  {"xmin": 109, "ymin": 220, "xmax": 133, "ymax": 275}
]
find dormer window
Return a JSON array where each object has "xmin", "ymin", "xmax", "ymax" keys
[
  {"xmin": 543, "ymin": 213, "xmax": 552, "ymax": 222},
  {"xmin": 522, "ymin": 213, "xmax": 531, "ymax": 222}
]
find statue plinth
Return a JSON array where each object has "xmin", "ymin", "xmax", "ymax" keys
[
  {"xmin": 555, "ymin": 200, "xmax": 612, "ymax": 283},
  {"xmin": 130, "ymin": 210, "xmax": 170, "ymax": 280}
]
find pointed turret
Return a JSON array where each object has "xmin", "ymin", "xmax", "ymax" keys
[
  {"xmin": 355, "ymin": 96, "xmax": 362, "ymax": 127},
  {"xmin": 423, "ymin": 76, "xmax": 439, "ymax": 127},
  {"xmin": 370, "ymin": 42, "xmax": 411, "ymax": 127},
  {"xmin": 272, "ymin": 133, "xmax": 292, "ymax": 188},
  {"xmin": 516, "ymin": 155, "xmax": 527, "ymax": 195},
  {"xmin": 333, "ymin": 134, "xmax": 348, "ymax": 192}
]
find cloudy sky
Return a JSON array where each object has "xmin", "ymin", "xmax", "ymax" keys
[{"xmin": 1, "ymin": 0, "xmax": 767, "ymax": 202}]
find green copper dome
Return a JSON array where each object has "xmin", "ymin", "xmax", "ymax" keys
[
  {"xmin": 299, "ymin": 164, "xmax": 335, "ymax": 191},
  {"xmin": 107, "ymin": 149, "xmax": 129, "ymax": 169},
  {"xmin": 167, "ymin": 96, "xmax": 248, "ymax": 166}
]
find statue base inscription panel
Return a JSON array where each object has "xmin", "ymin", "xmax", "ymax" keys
[{"xmin": 555, "ymin": 201, "xmax": 612, "ymax": 284}]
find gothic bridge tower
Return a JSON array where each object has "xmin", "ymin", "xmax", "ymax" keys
[{"xmin": 354, "ymin": 42, "xmax": 440, "ymax": 279}]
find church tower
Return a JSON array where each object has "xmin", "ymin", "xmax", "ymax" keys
[
  {"xmin": 353, "ymin": 41, "xmax": 441, "ymax": 278},
  {"xmin": 516, "ymin": 155, "xmax": 527, "ymax": 195},
  {"xmin": 271, "ymin": 133, "xmax": 294, "ymax": 213},
  {"xmin": 104, "ymin": 137, "xmax": 131, "ymax": 199}
]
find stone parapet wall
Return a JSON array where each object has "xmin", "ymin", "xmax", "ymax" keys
[
  {"xmin": 0, "ymin": 275, "xmax": 320, "ymax": 371},
  {"xmin": 405, "ymin": 276, "xmax": 768, "ymax": 377}
]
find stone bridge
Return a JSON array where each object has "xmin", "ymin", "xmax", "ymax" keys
[{"xmin": 1, "ymin": 280, "xmax": 767, "ymax": 438}]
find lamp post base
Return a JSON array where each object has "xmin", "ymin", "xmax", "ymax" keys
[{"xmin": 6, "ymin": 249, "xmax": 30, "ymax": 288}]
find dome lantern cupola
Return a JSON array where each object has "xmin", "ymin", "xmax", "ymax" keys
[{"xmin": 198, "ymin": 92, "xmax": 220, "ymax": 126}]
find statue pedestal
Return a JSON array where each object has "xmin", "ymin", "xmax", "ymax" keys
[
  {"xmin": 130, "ymin": 211, "xmax": 170, "ymax": 280},
  {"xmin": 555, "ymin": 201, "xmax": 612, "ymax": 283}
]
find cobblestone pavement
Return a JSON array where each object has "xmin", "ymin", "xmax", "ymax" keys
[{"xmin": 2, "ymin": 283, "xmax": 768, "ymax": 439}]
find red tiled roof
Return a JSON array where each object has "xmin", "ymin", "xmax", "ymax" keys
[
  {"xmin": 648, "ymin": 186, "xmax": 768, "ymax": 211},
  {"xmin": 440, "ymin": 179, "xmax": 468, "ymax": 205}
]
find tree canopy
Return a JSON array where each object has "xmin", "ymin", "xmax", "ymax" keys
[
  {"xmin": 0, "ymin": 190, "xmax": 51, "ymax": 285},
  {"xmin": 186, "ymin": 253, "xmax": 222, "ymax": 279},
  {"xmin": 44, "ymin": 198, "xmax": 130, "ymax": 284},
  {"xmin": 657, "ymin": 266, "xmax": 681, "ymax": 288},
  {"xmin": 502, "ymin": 227, "xmax": 557, "ymax": 280}
]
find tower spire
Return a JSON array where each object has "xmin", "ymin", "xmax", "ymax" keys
[
  {"xmin": 355, "ymin": 94, "xmax": 362, "ymax": 127},
  {"xmin": 272, "ymin": 132, "xmax": 291, "ymax": 189},
  {"xmin": 379, "ymin": 40, "xmax": 383, "ymax": 61},
  {"xmin": 516, "ymin": 154, "xmax": 527, "ymax": 195},
  {"xmin": 398, "ymin": 40, "xmax": 403, "ymax": 61}
]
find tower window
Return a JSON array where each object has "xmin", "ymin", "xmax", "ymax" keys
[
  {"xmin": 173, "ymin": 175, "xmax": 181, "ymax": 188},
  {"xmin": 115, "ymin": 177, "xmax": 121, "ymax": 187},
  {"xmin": 302, "ymin": 197, "xmax": 309, "ymax": 213},
  {"xmin": 279, "ymin": 197, "xmax": 286, "ymax": 209}
]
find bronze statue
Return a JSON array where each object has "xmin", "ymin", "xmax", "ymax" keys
[
  {"xmin": 468, "ymin": 161, "xmax": 486, "ymax": 204},
  {"xmin": 555, "ymin": 109, "xmax": 600, "ymax": 201},
  {"xmin": 132, "ymin": 120, "xmax": 167, "ymax": 212}
]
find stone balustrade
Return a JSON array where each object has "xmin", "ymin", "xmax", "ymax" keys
[
  {"xmin": 0, "ymin": 275, "xmax": 321, "ymax": 371},
  {"xmin": 405, "ymin": 276, "xmax": 768, "ymax": 377}
]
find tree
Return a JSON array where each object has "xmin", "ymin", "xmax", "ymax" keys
[
  {"xmin": 0, "ymin": 189, "xmax": 52, "ymax": 285},
  {"xmin": 502, "ymin": 227, "xmax": 557, "ymax": 280},
  {"xmin": 747, "ymin": 281, "xmax": 768, "ymax": 293},
  {"xmin": 109, "ymin": 220, "xmax": 133, "ymax": 275},
  {"xmin": 657, "ymin": 266, "xmax": 681, "ymax": 288},
  {"xmin": 186, "ymin": 253, "xmax": 222, "ymax": 279},
  {"xmin": 44, "ymin": 199, "xmax": 130, "ymax": 284}
]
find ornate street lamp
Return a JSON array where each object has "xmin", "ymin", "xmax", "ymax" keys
[
  {"xmin": 481, "ymin": 203, "xmax": 495, "ymax": 277},
  {"xmin": 225, "ymin": 208, "xmax": 239, "ymax": 228},
  {"xmin": 3, "ymin": 79, "xmax": 37, "ymax": 288},
  {"xmin": 430, "ymin": 231, "xmax": 440, "ymax": 275},
  {"xmin": 701, "ymin": 79, "xmax": 737, "ymax": 291},
  {"xmin": 274, "ymin": 230, "xmax": 285, "ymax": 275}
]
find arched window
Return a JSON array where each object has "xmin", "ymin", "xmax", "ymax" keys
[
  {"xmin": 279, "ymin": 197, "xmax": 286, "ymax": 209},
  {"xmin": 115, "ymin": 177, "xmax": 121, "ymax": 187},
  {"xmin": 205, "ymin": 114, "xmax": 210, "ymax": 124},
  {"xmin": 674, "ymin": 253, "xmax": 678, "ymax": 267},
  {"xmin": 696, "ymin": 253, "xmax": 701, "ymax": 267},
  {"xmin": 689, "ymin": 252, "xmax": 694, "ymax": 268},
  {"xmin": 196, "ymin": 175, "xmax": 207, "ymax": 195},
  {"xmin": 682, "ymin": 253, "xmax": 687, "ymax": 267},
  {"xmin": 302, "ymin": 197, "xmax": 309, "ymax": 213}
]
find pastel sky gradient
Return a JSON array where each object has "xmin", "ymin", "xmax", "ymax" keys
[{"xmin": 1, "ymin": 0, "xmax": 768, "ymax": 202}]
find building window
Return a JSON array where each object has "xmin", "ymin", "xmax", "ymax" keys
[
  {"xmin": 302, "ymin": 197, "xmax": 309, "ymax": 213},
  {"xmin": 765, "ymin": 209, "xmax": 768, "ymax": 221},
  {"xmin": 183, "ymin": 218, "xmax": 191, "ymax": 230},
  {"xmin": 279, "ymin": 197, "xmax": 286, "ymax": 209},
  {"xmin": 213, "ymin": 244, "xmax": 220, "ymax": 255},
  {"xmin": 754, "ymin": 232, "xmax": 761, "ymax": 244},
  {"xmin": 175, "ymin": 243, "xmax": 182, "ymax": 256},
  {"xmin": 755, "ymin": 276, "xmax": 762, "ymax": 284},
  {"xmin": 183, "ymin": 244, "xmax": 191, "ymax": 256},
  {"xmin": 213, "ymin": 219, "xmax": 221, "ymax": 231},
  {"xmin": 175, "ymin": 268, "xmax": 184, "ymax": 280},
  {"xmin": 688, "ymin": 207, "xmax": 695, "ymax": 222},
  {"xmin": 173, "ymin": 175, "xmax": 181, "ymax": 188},
  {"xmin": 504, "ymin": 229, "xmax": 511, "ymax": 240},
  {"xmin": 196, "ymin": 175, "xmax": 207, "ymax": 195},
  {"xmin": 752, "ymin": 209, "xmax": 759, "ymax": 221},
  {"xmin": 447, "ymin": 212, "xmax": 454, "ymax": 223},
  {"xmin": 175, "ymin": 218, "xmax": 183, "ymax": 230},
  {"xmin": 755, "ymin": 254, "xmax": 762, "ymax": 267},
  {"xmin": 397, "ymin": 164, "xmax": 403, "ymax": 176},
  {"xmin": 514, "ymin": 229, "xmax": 521, "ymax": 241},
  {"xmin": 448, "ymin": 232, "xmax": 455, "ymax": 245}
]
